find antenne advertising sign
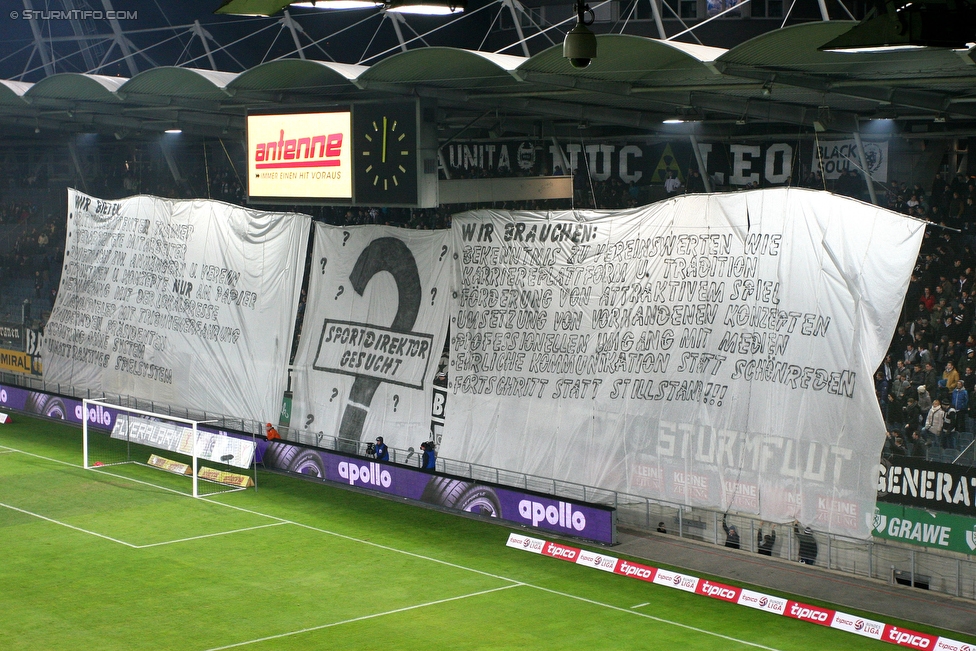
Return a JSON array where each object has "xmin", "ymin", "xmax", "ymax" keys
[{"xmin": 247, "ymin": 111, "xmax": 352, "ymax": 200}]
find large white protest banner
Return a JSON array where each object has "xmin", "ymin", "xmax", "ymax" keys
[
  {"xmin": 441, "ymin": 188, "xmax": 924, "ymax": 538},
  {"xmin": 43, "ymin": 190, "xmax": 309, "ymax": 424},
  {"xmin": 290, "ymin": 224, "xmax": 451, "ymax": 453}
]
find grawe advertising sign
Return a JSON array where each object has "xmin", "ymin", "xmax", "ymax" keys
[
  {"xmin": 247, "ymin": 111, "xmax": 352, "ymax": 200},
  {"xmin": 507, "ymin": 532, "xmax": 964, "ymax": 650},
  {"xmin": 259, "ymin": 438, "xmax": 615, "ymax": 544},
  {"xmin": 873, "ymin": 502, "xmax": 976, "ymax": 555}
]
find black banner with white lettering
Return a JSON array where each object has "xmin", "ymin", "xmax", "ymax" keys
[
  {"xmin": 878, "ymin": 456, "xmax": 976, "ymax": 517},
  {"xmin": 442, "ymin": 139, "xmax": 887, "ymax": 188}
]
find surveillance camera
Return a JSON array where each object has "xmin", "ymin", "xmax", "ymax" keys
[{"xmin": 563, "ymin": 22, "xmax": 596, "ymax": 69}]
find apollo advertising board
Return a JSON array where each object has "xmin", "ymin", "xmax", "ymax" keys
[{"xmin": 258, "ymin": 438, "xmax": 615, "ymax": 544}]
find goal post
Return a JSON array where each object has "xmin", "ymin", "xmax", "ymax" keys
[{"xmin": 82, "ymin": 399, "xmax": 257, "ymax": 498}]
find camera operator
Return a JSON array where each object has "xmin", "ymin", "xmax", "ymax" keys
[
  {"xmin": 421, "ymin": 441, "xmax": 436, "ymax": 472},
  {"xmin": 374, "ymin": 436, "xmax": 389, "ymax": 462}
]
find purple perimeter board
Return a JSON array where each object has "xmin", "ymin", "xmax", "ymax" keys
[
  {"xmin": 259, "ymin": 438, "xmax": 616, "ymax": 545},
  {"xmin": 0, "ymin": 383, "xmax": 616, "ymax": 544}
]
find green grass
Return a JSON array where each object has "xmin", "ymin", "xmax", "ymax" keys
[{"xmin": 0, "ymin": 414, "xmax": 972, "ymax": 651}]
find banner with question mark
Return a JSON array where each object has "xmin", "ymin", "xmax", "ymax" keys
[{"xmin": 291, "ymin": 223, "xmax": 451, "ymax": 452}]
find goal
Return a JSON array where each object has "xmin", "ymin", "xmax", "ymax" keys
[{"xmin": 82, "ymin": 399, "xmax": 257, "ymax": 497}]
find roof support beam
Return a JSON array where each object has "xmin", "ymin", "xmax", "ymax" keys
[
  {"xmin": 101, "ymin": 0, "xmax": 138, "ymax": 77},
  {"xmin": 67, "ymin": 141, "xmax": 88, "ymax": 193},
  {"xmin": 718, "ymin": 64, "xmax": 976, "ymax": 119},
  {"xmin": 62, "ymin": 0, "xmax": 100, "ymax": 72},
  {"xmin": 23, "ymin": 0, "xmax": 56, "ymax": 77}
]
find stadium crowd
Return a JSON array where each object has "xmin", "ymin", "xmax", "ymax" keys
[{"xmin": 878, "ymin": 174, "xmax": 976, "ymax": 463}]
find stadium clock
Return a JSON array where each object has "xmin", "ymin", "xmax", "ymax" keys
[{"xmin": 354, "ymin": 101, "xmax": 419, "ymax": 206}]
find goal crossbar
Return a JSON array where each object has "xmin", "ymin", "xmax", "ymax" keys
[{"xmin": 82, "ymin": 399, "xmax": 254, "ymax": 498}]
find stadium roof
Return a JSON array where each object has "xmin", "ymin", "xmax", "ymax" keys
[{"xmin": 2, "ymin": 21, "xmax": 975, "ymax": 141}]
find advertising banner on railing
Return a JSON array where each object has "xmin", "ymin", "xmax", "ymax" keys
[
  {"xmin": 509, "ymin": 532, "xmax": 966, "ymax": 650},
  {"xmin": 0, "ymin": 322, "xmax": 23, "ymax": 349},
  {"xmin": 442, "ymin": 188, "xmax": 924, "ymax": 539},
  {"xmin": 110, "ymin": 415, "xmax": 255, "ymax": 469},
  {"xmin": 41, "ymin": 190, "xmax": 309, "ymax": 424},
  {"xmin": 873, "ymin": 501, "xmax": 976, "ymax": 555},
  {"xmin": 0, "ymin": 347, "xmax": 41, "ymax": 376},
  {"xmin": 0, "ymin": 382, "xmax": 253, "ymax": 458},
  {"xmin": 259, "ymin": 438, "xmax": 615, "ymax": 544},
  {"xmin": 878, "ymin": 456, "xmax": 976, "ymax": 518},
  {"xmin": 290, "ymin": 224, "xmax": 450, "ymax": 453}
]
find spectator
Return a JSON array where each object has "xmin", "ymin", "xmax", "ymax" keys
[
  {"xmin": 757, "ymin": 523, "xmax": 776, "ymax": 556},
  {"xmin": 882, "ymin": 428, "xmax": 899, "ymax": 458},
  {"xmin": 964, "ymin": 365, "xmax": 976, "ymax": 394},
  {"xmin": 951, "ymin": 380, "xmax": 969, "ymax": 430},
  {"xmin": 922, "ymin": 398, "xmax": 946, "ymax": 444},
  {"xmin": 942, "ymin": 402, "xmax": 958, "ymax": 449},
  {"xmin": 917, "ymin": 385, "xmax": 933, "ymax": 414},
  {"xmin": 794, "ymin": 522, "xmax": 818, "ymax": 565},
  {"xmin": 875, "ymin": 371, "xmax": 890, "ymax": 419},
  {"xmin": 942, "ymin": 361, "xmax": 960, "ymax": 390},
  {"xmin": 656, "ymin": 521, "xmax": 668, "ymax": 534},
  {"xmin": 722, "ymin": 515, "xmax": 740, "ymax": 550},
  {"xmin": 664, "ymin": 171, "xmax": 682, "ymax": 197},
  {"xmin": 909, "ymin": 431, "xmax": 929, "ymax": 457},
  {"xmin": 919, "ymin": 287, "xmax": 936, "ymax": 312},
  {"xmin": 892, "ymin": 435, "xmax": 910, "ymax": 457},
  {"xmin": 888, "ymin": 373, "xmax": 910, "ymax": 428},
  {"xmin": 265, "ymin": 423, "xmax": 280, "ymax": 441},
  {"xmin": 904, "ymin": 343, "xmax": 919, "ymax": 366}
]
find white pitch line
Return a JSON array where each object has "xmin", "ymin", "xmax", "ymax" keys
[
  {"xmin": 530, "ymin": 584, "xmax": 784, "ymax": 651},
  {"xmin": 0, "ymin": 501, "xmax": 139, "ymax": 548},
  {"xmin": 201, "ymin": 583, "xmax": 524, "ymax": 651},
  {"xmin": 632, "ymin": 602, "xmax": 649, "ymax": 609},
  {"xmin": 2, "ymin": 445, "xmax": 786, "ymax": 650},
  {"xmin": 195, "ymin": 502, "xmax": 786, "ymax": 650},
  {"xmin": 198, "ymin": 496, "xmax": 521, "ymax": 584},
  {"xmin": 0, "ymin": 445, "xmax": 81, "ymax": 467},
  {"xmin": 134, "ymin": 522, "xmax": 290, "ymax": 548}
]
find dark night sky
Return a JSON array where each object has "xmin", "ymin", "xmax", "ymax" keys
[{"xmin": 0, "ymin": 1, "xmax": 501, "ymax": 80}]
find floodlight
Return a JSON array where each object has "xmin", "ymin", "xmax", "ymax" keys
[{"xmin": 386, "ymin": 0, "xmax": 465, "ymax": 14}]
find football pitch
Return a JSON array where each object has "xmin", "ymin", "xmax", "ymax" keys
[{"xmin": 0, "ymin": 415, "xmax": 967, "ymax": 651}]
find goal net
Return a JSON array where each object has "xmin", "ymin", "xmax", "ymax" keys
[{"xmin": 82, "ymin": 399, "xmax": 257, "ymax": 498}]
